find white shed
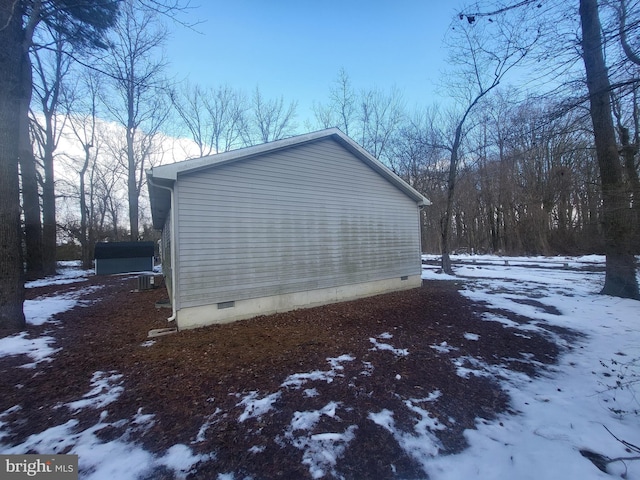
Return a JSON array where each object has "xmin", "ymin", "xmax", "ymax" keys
[{"xmin": 147, "ymin": 128, "xmax": 429, "ymax": 330}]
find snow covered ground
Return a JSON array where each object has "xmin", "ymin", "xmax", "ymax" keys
[
  {"xmin": 423, "ymin": 255, "xmax": 640, "ymax": 479},
  {"xmin": 1, "ymin": 256, "xmax": 639, "ymax": 479}
]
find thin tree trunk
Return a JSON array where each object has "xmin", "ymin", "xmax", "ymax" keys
[
  {"xmin": 128, "ymin": 142, "xmax": 139, "ymax": 241},
  {"xmin": 441, "ymin": 169, "xmax": 456, "ymax": 274},
  {"xmin": 79, "ymin": 147, "xmax": 91, "ymax": 269},
  {"xmin": 441, "ymin": 122, "xmax": 465, "ymax": 275},
  {"xmin": 126, "ymin": 66, "xmax": 140, "ymax": 242},
  {"xmin": 0, "ymin": 0, "xmax": 26, "ymax": 329},
  {"xmin": 42, "ymin": 139, "xmax": 57, "ymax": 275},
  {"xmin": 580, "ymin": 0, "xmax": 639, "ymax": 299}
]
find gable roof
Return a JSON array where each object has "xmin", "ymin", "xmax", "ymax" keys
[
  {"xmin": 94, "ymin": 241, "xmax": 155, "ymax": 260},
  {"xmin": 147, "ymin": 128, "xmax": 429, "ymax": 229}
]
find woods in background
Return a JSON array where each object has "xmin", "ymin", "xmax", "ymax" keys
[{"xmin": 1, "ymin": 0, "xmax": 639, "ymax": 329}]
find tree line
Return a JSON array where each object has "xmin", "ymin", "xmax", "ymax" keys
[{"xmin": 1, "ymin": 0, "xmax": 639, "ymax": 329}]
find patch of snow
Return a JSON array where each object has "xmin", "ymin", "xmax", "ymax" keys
[
  {"xmin": 25, "ymin": 262, "xmax": 91, "ymax": 288},
  {"xmin": 217, "ymin": 473, "xmax": 245, "ymax": 480},
  {"xmin": 282, "ymin": 355, "xmax": 355, "ymax": 389},
  {"xmin": 24, "ymin": 296, "xmax": 77, "ymax": 326},
  {"xmin": 282, "ymin": 369, "xmax": 334, "ymax": 389},
  {"xmin": 411, "ymin": 390, "xmax": 442, "ymax": 403},
  {"xmin": 248, "ymin": 445, "xmax": 265, "ymax": 454},
  {"xmin": 283, "ymin": 402, "xmax": 356, "ymax": 479},
  {"xmin": 131, "ymin": 408, "xmax": 155, "ymax": 431},
  {"xmin": 299, "ymin": 427, "xmax": 357, "ymax": 479},
  {"xmin": 452, "ymin": 355, "xmax": 528, "ymax": 382},
  {"xmin": 303, "ymin": 388, "xmax": 319, "ymax": 398},
  {"xmin": 463, "ymin": 332, "xmax": 479, "ymax": 341},
  {"xmin": 24, "ymin": 285, "xmax": 103, "ymax": 326},
  {"xmin": 237, "ymin": 391, "xmax": 281, "ymax": 423},
  {"xmin": 327, "ymin": 354, "xmax": 355, "ymax": 369},
  {"xmin": 65, "ymin": 371, "xmax": 124, "ymax": 411},
  {"xmin": 369, "ymin": 402, "xmax": 443, "ymax": 472},
  {"xmin": 430, "ymin": 341, "xmax": 457, "ymax": 354},
  {"xmin": 157, "ymin": 444, "xmax": 207, "ymax": 476},
  {"xmin": 289, "ymin": 402, "xmax": 340, "ymax": 433},
  {"xmin": 0, "ymin": 406, "xmax": 21, "ymax": 442},
  {"xmin": 369, "ymin": 336, "xmax": 408, "ymax": 357},
  {"xmin": 194, "ymin": 408, "xmax": 222, "ymax": 443},
  {"xmin": 360, "ymin": 361, "xmax": 374, "ymax": 376},
  {"xmin": 0, "ymin": 416, "xmax": 207, "ymax": 480},
  {"xmin": 0, "ymin": 332, "xmax": 60, "ymax": 368},
  {"xmin": 421, "ymin": 267, "xmax": 458, "ymax": 280},
  {"xmin": 404, "ymin": 397, "xmax": 446, "ymax": 433}
]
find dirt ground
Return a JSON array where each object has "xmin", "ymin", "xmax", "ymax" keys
[{"xmin": 0, "ymin": 273, "xmax": 576, "ymax": 479}]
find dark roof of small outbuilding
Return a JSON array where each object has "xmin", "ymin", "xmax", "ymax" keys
[{"xmin": 94, "ymin": 241, "xmax": 155, "ymax": 260}]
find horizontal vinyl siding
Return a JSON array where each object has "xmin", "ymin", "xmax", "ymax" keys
[{"xmin": 176, "ymin": 138, "xmax": 421, "ymax": 309}]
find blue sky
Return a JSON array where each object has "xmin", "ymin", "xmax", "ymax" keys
[{"xmin": 165, "ymin": 1, "xmax": 465, "ymax": 125}]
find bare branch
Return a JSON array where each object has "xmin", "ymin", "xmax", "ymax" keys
[{"xmin": 618, "ymin": 0, "xmax": 640, "ymax": 65}]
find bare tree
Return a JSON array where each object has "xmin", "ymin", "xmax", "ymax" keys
[
  {"xmin": 60, "ymin": 70, "xmax": 104, "ymax": 268},
  {"xmin": 477, "ymin": 94, "xmax": 597, "ymax": 254},
  {"xmin": 0, "ymin": 0, "xmax": 118, "ymax": 329},
  {"xmin": 95, "ymin": 150, "xmax": 128, "ymax": 241},
  {"xmin": 580, "ymin": 0, "xmax": 639, "ymax": 298},
  {"xmin": 458, "ymin": 0, "xmax": 639, "ymax": 297},
  {"xmin": 0, "ymin": 0, "xmax": 27, "ymax": 328},
  {"xmin": 437, "ymin": 11, "xmax": 538, "ymax": 273},
  {"xmin": 313, "ymin": 67, "xmax": 357, "ymax": 135},
  {"xmin": 406, "ymin": 86, "xmax": 602, "ymax": 257},
  {"xmin": 471, "ymin": 92, "xmax": 515, "ymax": 254},
  {"xmin": 357, "ymin": 86, "xmax": 405, "ymax": 164},
  {"xmin": 170, "ymin": 82, "xmax": 247, "ymax": 157},
  {"xmin": 611, "ymin": 0, "xmax": 640, "ymax": 256},
  {"xmin": 18, "ymin": 7, "xmax": 44, "ymax": 280},
  {"xmin": 20, "ymin": 60, "xmax": 43, "ymax": 278},
  {"xmin": 617, "ymin": 0, "xmax": 640, "ymax": 64},
  {"xmin": 101, "ymin": 0, "xmax": 170, "ymax": 241},
  {"xmin": 391, "ymin": 109, "xmax": 449, "ymax": 251},
  {"xmin": 314, "ymin": 69, "xmax": 405, "ymax": 164},
  {"xmin": 77, "ymin": 133, "xmax": 129, "ymax": 242},
  {"xmin": 31, "ymin": 18, "xmax": 74, "ymax": 275},
  {"xmin": 246, "ymin": 86, "xmax": 298, "ymax": 145}
]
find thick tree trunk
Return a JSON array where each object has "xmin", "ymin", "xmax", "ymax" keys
[
  {"xmin": 619, "ymin": 130, "xmax": 640, "ymax": 253},
  {"xmin": 0, "ymin": 1, "xmax": 26, "ymax": 329},
  {"xmin": 580, "ymin": 0, "xmax": 639, "ymax": 299},
  {"xmin": 19, "ymin": 48, "xmax": 43, "ymax": 278}
]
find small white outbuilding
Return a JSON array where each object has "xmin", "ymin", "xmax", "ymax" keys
[{"xmin": 147, "ymin": 128, "xmax": 429, "ymax": 330}]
